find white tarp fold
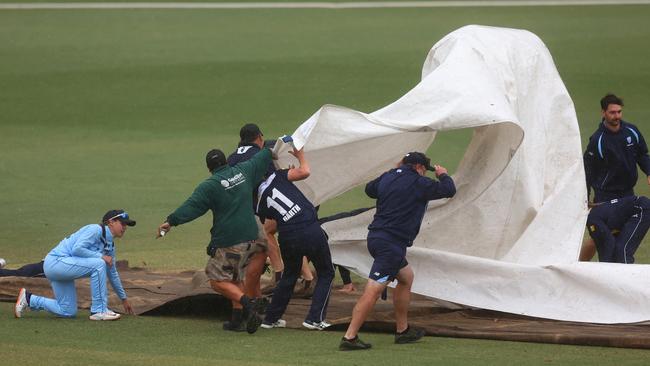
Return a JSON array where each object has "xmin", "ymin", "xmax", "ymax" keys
[{"xmin": 273, "ymin": 25, "xmax": 650, "ymax": 323}]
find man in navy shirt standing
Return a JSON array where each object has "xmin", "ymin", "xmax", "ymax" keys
[
  {"xmin": 257, "ymin": 147, "xmax": 335, "ymax": 330},
  {"xmin": 584, "ymin": 94, "xmax": 650, "ymax": 203},
  {"xmin": 225, "ymin": 123, "xmax": 284, "ymax": 331},
  {"xmin": 586, "ymin": 196, "xmax": 650, "ymax": 264},
  {"xmin": 339, "ymin": 152, "xmax": 456, "ymax": 351}
]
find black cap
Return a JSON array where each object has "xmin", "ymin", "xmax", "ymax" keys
[
  {"xmin": 402, "ymin": 152, "xmax": 435, "ymax": 171},
  {"xmin": 240, "ymin": 123, "xmax": 263, "ymax": 143},
  {"xmin": 102, "ymin": 209, "xmax": 136, "ymax": 226},
  {"xmin": 206, "ymin": 149, "xmax": 226, "ymax": 172}
]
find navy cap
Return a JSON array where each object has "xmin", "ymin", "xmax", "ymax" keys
[
  {"xmin": 402, "ymin": 152, "xmax": 435, "ymax": 171},
  {"xmin": 102, "ymin": 209, "xmax": 136, "ymax": 226},
  {"xmin": 240, "ymin": 123, "xmax": 263, "ymax": 143}
]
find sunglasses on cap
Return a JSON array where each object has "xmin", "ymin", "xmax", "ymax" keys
[{"xmin": 107, "ymin": 212, "xmax": 129, "ymax": 221}]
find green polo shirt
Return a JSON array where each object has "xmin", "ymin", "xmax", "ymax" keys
[{"xmin": 167, "ymin": 148, "xmax": 272, "ymax": 249}]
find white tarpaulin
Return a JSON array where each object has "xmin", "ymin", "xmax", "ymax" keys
[{"xmin": 272, "ymin": 25, "xmax": 650, "ymax": 324}]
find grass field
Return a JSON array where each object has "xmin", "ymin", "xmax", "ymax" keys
[{"xmin": 2, "ymin": 3, "xmax": 650, "ymax": 364}]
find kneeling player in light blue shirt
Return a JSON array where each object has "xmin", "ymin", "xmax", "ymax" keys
[{"xmin": 14, "ymin": 210, "xmax": 136, "ymax": 321}]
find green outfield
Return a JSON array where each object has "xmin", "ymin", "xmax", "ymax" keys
[
  {"xmin": 1, "ymin": 3, "xmax": 650, "ymax": 364},
  {"xmin": 2, "ymin": 301, "xmax": 650, "ymax": 366}
]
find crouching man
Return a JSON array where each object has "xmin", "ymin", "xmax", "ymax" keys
[{"xmin": 587, "ymin": 196, "xmax": 650, "ymax": 263}]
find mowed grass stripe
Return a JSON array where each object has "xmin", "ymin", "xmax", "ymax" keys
[{"xmin": 3, "ymin": 0, "xmax": 650, "ymax": 10}]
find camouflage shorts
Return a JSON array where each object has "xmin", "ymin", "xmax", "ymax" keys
[{"xmin": 205, "ymin": 241, "xmax": 265, "ymax": 282}]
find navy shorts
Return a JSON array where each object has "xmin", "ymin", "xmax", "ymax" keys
[
  {"xmin": 593, "ymin": 189, "xmax": 634, "ymax": 203},
  {"xmin": 367, "ymin": 236, "xmax": 408, "ymax": 284}
]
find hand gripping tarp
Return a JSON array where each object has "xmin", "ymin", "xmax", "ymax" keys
[{"xmin": 272, "ymin": 25, "xmax": 650, "ymax": 324}]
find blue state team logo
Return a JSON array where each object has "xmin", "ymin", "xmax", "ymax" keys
[{"xmin": 371, "ymin": 271, "xmax": 390, "ymax": 284}]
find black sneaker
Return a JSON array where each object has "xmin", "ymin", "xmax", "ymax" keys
[
  {"xmin": 394, "ymin": 326, "xmax": 425, "ymax": 344},
  {"xmin": 243, "ymin": 298, "xmax": 266, "ymax": 334},
  {"xmin": 339, "ymin": 336, "xmax": 372, "ymax": 351},
  {"xmin": 222, "ymin": 321, "xmax": 246, "ymax": 332},
  {"xmin": 246, "ymin": 313, "xmax": 262, "ymax": 334},
  {"xmin": 256, "ymin": 297, "xmax": 270, "ymax": 314}
]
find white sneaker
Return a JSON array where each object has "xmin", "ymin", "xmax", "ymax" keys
[
  {"xmin": 89, "ymin": 312, "xmax": 121, "ymax": 321},
  {"xmin": 106, "ymin": 309, "xmax": 120, "ymax": 316},
  {"xmin": 261, "ymin": 319, "xmax": 287, "ymax": 329},
  {"xmin": 302, "ymin": 320, "xmax": 331, "ymax": 330},
  {"xmin": 14, "ymin": 288, "xmax": 28, "ymax": 318}
]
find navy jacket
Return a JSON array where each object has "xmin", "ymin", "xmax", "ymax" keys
[
  {"xmin": 228, "ymin": 142, "xmax": 276, "ymax": 210},
  {"xmin": 228, "ymin": 143, "xmax": 275, "ymax": 176},
  {"xmin": 366, "ymin": 165, "xmax": 456, "ymax": 247},
  {"xmin": 584, "ymin": 120, "xmax": 650, "ymax": 197},
  {"xmin": 256, "ymin": 169, "xmax": 318, "ymax": 236}
]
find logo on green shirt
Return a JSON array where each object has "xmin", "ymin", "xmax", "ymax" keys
[{"xmin": 221, "ymin": 173, "xmax": 246, "ymax": 190}]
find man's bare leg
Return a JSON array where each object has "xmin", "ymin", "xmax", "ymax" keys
[
  {"xmin": 210, "ymin": 279, "xmax": 245, "ymax": 304},
  {"xmin": 244, "ymin": 251, "xmax": 266, "ymax": 298},
  {"xmin": 300, "ymin": 257, "xmax": 313, "ymax": 281},
  {"xmin": 295, "ymin": 257, "xmax": 314, "ymax": 296},
  {"xmin": 267, "ymin": 237, "xmax": 283, "ymax": 274},
  {"xmin": 393, "ymin": 265, "xmax": 414, "ymax": 333},
  {"xmin": 264, "ymin": 219, "xmax": 283, "ymax": 284},
  {"xmin": 343, "ymin": 280, "xmax": 386, "ymax": 340},
  {"xmin": 579, "ymin": 237, "xmax": 597, "ymax": 261},
  {"xmin": 211, "ymin": 279, "xmax": 262, "ymax": 333}
]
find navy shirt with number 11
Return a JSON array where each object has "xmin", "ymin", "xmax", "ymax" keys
[{"xmin": 256, "ymin": 169, "xmax": 318, "ymax": 234}]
